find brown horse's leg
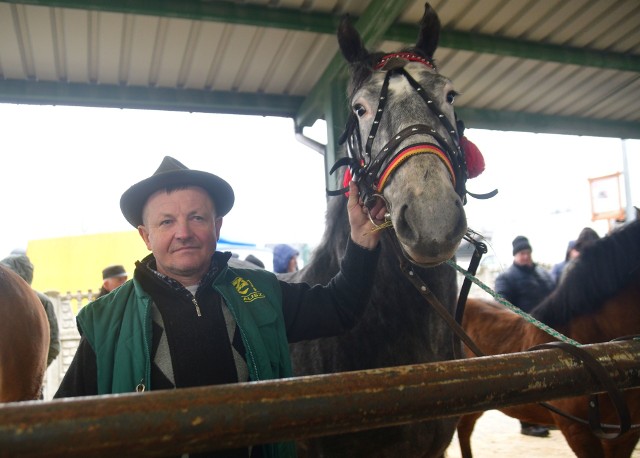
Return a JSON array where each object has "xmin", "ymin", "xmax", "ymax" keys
[
  {"xmin": 601, "ymin": 430, "xmax": 640, "ymax": 458},
  {"xmin": 555, "ymin": 414, "xmax": 605, "ymax": 458},
  {"xmin": 456, "ymin": 412, "xmax": 484, "ymax": 458}
]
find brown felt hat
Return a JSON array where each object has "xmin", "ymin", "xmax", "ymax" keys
[{"xmin": 120, "ymin": 156, "xmax": 235, "ymax": 227}]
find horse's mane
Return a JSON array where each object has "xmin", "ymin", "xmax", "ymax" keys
[{"xmin": 531, "ymin": 219, "xmax": 640, "ymax": 327}]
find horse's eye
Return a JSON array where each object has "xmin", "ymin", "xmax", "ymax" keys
[
  {"xmin": 446, "ymin": 91, "xmax": 458, "ymax": 105},
  {"xmin": 353, "ymin": 104, "xmax": 366, "ymax": 117}
]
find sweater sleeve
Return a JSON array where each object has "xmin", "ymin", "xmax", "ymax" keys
[
  {"xmin": 281, "ymin": 237, "xmax": 380, "ymax": 342},
  {"xmin": 54, "ymin": 336, "xmax": 98, "ymax": 398}
]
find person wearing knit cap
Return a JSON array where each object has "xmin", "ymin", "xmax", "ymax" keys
[
  {"xmin": 0, "ymin": 254, "xmax": 60, "ymax": 367},
  {"xmin": 55, "ymin": 156, "xmax": 387, "ymax": 457},
  {"xmin": 511, "ymin": 235, "xmax": 531, "ymax": 255},
  {"xmin": 494, "ymin": 235, "xmax": 555, "ymax": 438}
]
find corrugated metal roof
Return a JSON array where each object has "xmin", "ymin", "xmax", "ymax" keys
[{"xmin": 0, "ymin": 0, "xmax": 638, "ymax": 138}]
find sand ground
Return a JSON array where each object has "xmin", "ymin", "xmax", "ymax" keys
[{"xmin": 445, "ymin": 409, "xmax": 640, "ymax": 458}]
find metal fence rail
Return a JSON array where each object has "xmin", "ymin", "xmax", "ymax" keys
[{"xmin": 2, "ymin": 340, "xmax": 640, "ymax": 458}]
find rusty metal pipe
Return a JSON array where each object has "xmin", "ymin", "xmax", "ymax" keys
[{"xmin": 1, "ymin": 340, "xmax": 640, "ymax": 457}]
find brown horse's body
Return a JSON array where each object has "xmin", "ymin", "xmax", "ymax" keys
[
  {"xmin": 458, "ymin": 220, "xmax": 640, "ymax": 458},
  {"xmin": 0, "ymin": 265, "xmax": 49, "ymax": 402}
]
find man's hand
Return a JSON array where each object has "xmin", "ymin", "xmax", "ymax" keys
[{"xmin": 347, "ymin": 181, "xmax": 388, "ymax": 249}]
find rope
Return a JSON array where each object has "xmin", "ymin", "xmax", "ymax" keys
[{"xmin": 446, "ymin": 259, "xmax": 582, "ymax": 347}]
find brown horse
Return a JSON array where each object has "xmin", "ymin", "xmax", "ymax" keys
[
  {"xmin": 458, "ymin": 219, "xmax": 640, "ymax": 458},
  {"xmin": 0, "ymin": 265, "xmax": 49, "ymax": 402}
]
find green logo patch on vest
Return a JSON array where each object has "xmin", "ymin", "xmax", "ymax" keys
[{"xmin": 231, "ymin": 276, "xmax": 266, "ymax": 302}]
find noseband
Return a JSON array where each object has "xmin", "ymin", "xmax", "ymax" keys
[{"xmin": 328, "ymin": 53, "xmax": 469, "ymax": 207}]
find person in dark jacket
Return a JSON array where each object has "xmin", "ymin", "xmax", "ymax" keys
[
  {"xmin": 0, "ymin": 254, "xmax": 60, "ymax": 367},
  {"xmin": 54, "ymin": 156, "xmax": 387, "ymax": 458},
  {"xmin": 495, "ymin": 235, "xmax": 555, "ymax": 313},
  {"xmin": 494, "ymin": 235, "xmax": 555, "ymax": 438}
]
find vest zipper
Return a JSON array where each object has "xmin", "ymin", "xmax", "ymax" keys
[
  {"xmin": 139, "ymin": 299, "xmax": 152, "ymax": 393},
  {"xmin": 192, "ymin": 297, "xmax": 202, "ymax": 316}
]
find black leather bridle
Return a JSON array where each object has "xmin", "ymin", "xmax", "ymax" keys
[{"xmin": 328, "ymin": 52, "xmax": 469, "ymax": 207}]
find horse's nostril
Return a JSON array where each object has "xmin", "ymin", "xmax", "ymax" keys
[{"xmin": 395, "ymin": 204, "xmax": 417, "ymax": 241}]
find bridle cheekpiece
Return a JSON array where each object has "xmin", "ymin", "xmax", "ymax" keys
[{"xmin": 329, "ymin": 52, "xmax": 469, "ymax": 207}]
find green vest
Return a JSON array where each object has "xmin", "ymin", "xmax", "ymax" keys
[{"xmin": 77, "ymin": 265, "xmax": 296, "ymax": 458}]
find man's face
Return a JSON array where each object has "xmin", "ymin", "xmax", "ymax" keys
[
  {"xmin": 104, "ymin": 275, "xmax": 127, "ymax": 292},
  {"xmin": 138, "ymin": 186, "xmax": 222, "ymax": 286},
  {"xmin": 514, "ymin": 249, "xmax": 533, "ymax": 267}
]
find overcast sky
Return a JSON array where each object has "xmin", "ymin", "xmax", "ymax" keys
[{"xmin": 1, "ymin": 103, "xmax": 637, "ymax": 267}]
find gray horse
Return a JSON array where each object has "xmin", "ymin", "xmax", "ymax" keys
[{"xmin": 289, "ymin": 3, "xmax": 474, "ymax": 457}]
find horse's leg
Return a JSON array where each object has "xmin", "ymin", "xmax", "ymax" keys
[
  {"xmin": 601, "ymin": 390, "xmax": 640, "ymax": 458},
  {"xmin": 601, "ymin": 431, "xmax": 640, "ymax": 458},
  {"xmin": 456, "ymin": 412, "xmax": 483, "ymax": 458},
  {"xmin": 554, "ymin": 411, "xmax": 606, "ymax": 458}
]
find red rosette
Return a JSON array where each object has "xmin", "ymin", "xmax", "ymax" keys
[{"xmin": 460, "ymin": 136, "xmax": 485, "ymax": 178}]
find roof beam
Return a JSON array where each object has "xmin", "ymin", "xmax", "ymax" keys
[
  {"xmin": 387, "ymin": 26, "xmax": 640, "ymax": 73},
  {"xmin": 2, "ymin": 0, "xmax": 339, "ymax": 32},
  {"xmin": 7, "ymin": 0, "xmax": 639, "ymax": 73},
  {"xmin": 0, "ymin": 79, "xmax": 303, "ymax": 117},
  {"xmin": 1, "ymin": 79, "xmax": 637, "ymax": 139},
  {"xmin": 457, "ymin": 107, "xmax": 640, "ymax": 140},
  {"xmin": 294, "ymin": 0, "xmax": 415, "ymax": 128}
]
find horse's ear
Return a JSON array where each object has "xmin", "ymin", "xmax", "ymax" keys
[
  {"xmin": 338, "ymin": 15, "xmax": 369, "ymax": 64},
  {"xmin": 415, "ymin": 3, "xmax": 441, "ymax": 58}
]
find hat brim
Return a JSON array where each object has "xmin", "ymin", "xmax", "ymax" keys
[{"xmin": 120, "ymin": 169, "xmax": 235, "ymax": 227}]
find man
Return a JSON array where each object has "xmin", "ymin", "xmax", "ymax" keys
[
  {"xmin": 95, "ymin": 264, "xmax": 128, "ymax": 298},
  {"xmin": 55, "ymin": 156, "xmax": 386, "ymax": 458},
  {"xmin": 495, "ymin": 235, "xmax": 555, "ymax": 438},
  {"xmin": 0, "ymin": 254, "xmax": 61, "ymax": 367}
]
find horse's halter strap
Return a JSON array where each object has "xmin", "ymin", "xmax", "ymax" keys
[{"xmin": 330, "ymin": 53, "xmax": 468, "ymax": 206}]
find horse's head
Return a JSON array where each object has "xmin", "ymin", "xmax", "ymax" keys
[{"xmin": 337, "ymin": 3, "xmax": 470, "ymax": 267}]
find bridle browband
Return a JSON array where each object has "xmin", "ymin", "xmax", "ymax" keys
[{"xmin": 328, "ymin": 53, "xmax": 468, "ymax": 207}]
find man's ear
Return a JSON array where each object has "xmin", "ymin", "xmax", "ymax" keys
[
  {"xmin": 215, "ymin": 217, "xmax": 223, "ymax": 241},
  {"xmin": 138, "ymin": 225, "xmax": 152, "ymax": 250}
]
